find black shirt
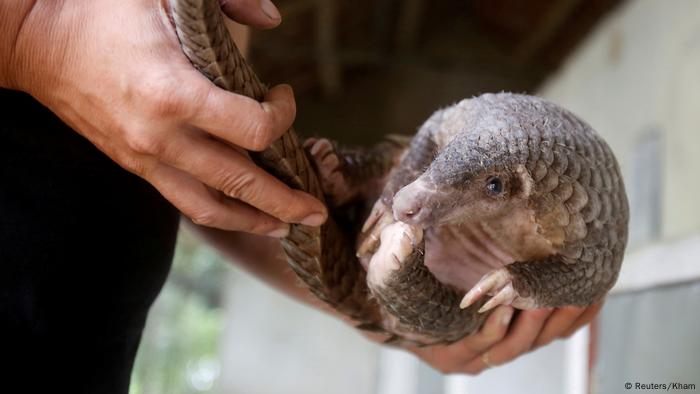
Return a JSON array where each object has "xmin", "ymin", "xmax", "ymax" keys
[{"xmin": 0, "ymin": 89, "xmax": 179, "ymax": 393}]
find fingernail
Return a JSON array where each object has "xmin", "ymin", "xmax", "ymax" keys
[
  {"xmin": 300, "ymin": 213, "xmax": 326, "ymax": 227},
  {"xmin": 266, "ymin": 225, "xmax": 289, "ymax": 238},
  {"xmin": 260, "ymin": 0, "xmax": 281, "ymax": 21},
  {"xmin": 501, "ymin": 307, "xmax": 514, "ymax": 326}
]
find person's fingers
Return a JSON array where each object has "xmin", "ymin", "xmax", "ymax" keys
[
  {"xmin": 448, "ymin": 306, "xmax": 514, "ymax": 374},
  {"xmin": 186, "ymin": 82, "xmax": 296, "ymax": 152},
  {"xmin": 157, "ymin": 130, "xmax": 326, "ymax": 225},
  {"xmin": 410, "ymin": 306, "xmax": 513, "ymax": 374},
  {"xmin": 219, "ymin": 0, "xmax": 282, "ymax": 29},
  {"xmin": 561, "ymin": 302, "xmax": 604, "ymax": 338},
  {"xmin": 458, "ymin": 306, "xmax": 514, "ymax": 356},
  {"xmin": 462, "ymin": 308, "xmax": 553, "ymax": 373},
  {"xmin": 533, "ymin": 306, "xmax": 587, "ymax": 348},
  {"xmin": 146, "ymin": 163, "xmax": 291, "ymax": 235}
]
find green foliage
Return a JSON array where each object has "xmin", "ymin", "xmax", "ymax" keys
[{"xmin": 130, "ymin": 230, "xmax": 226, "ymax": 394}]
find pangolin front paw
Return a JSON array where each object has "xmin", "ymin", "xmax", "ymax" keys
[
  {"xmin": 357, "ymin": 199, "xmax": 395, "ymax": 263},
  {"xmin": 365, "ymin": 221, "xmax": 423, "ymax": 288},
  {"xmin": 460, "ymin": 268, "xmax": 539, "ymax": 312},
  {"xmin": 303, "ymin": 138, "xmax": 353, "ymax": 205}
]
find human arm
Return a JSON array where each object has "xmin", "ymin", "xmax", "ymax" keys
[
  {"xmin": 0, "ymin": 0, "xmax": 326, "ymax": 236},
  {"xmin": 190, "ymin": 223, "xmax": 602, "ymax": 374}
]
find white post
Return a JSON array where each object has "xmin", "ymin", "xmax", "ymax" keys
[
  {"xmin": 564, "ymin": 326, "xmax": 590, "ymax": 394},
  {"xmin": 376, "ymin": 348, "xmax": 420, "ymax": 394},
  {"xmin": 444, "ymin": 374, "xmax": 472, "ymax": 394}
]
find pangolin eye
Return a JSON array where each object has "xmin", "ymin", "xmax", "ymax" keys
[{"xmin": 485, "ymin": 176, "xmax": 504, "ymax": 197}]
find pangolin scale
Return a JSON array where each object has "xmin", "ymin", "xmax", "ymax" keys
[{"xmin": 169, "ymin": 0, "xmax": 629, "ymax": 345}]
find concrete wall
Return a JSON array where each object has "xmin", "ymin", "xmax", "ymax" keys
[
  {"xmin": 216, "ymin": 266, "xmax": 381, "ymax": 394},
  {"xmin": 540, "ymin": 2, "xmax": 700, "ymax": 393},
  {"xmin": 214, "ymin": 2, "xmax": 700, "ymax": 393},
  {"xmin": 539, "ymin": 0, "xmax": 700, "ymax": 244}
]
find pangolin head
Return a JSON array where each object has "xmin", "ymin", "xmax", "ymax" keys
[
  {"xmin": 392, "ymin": 146, "xmax": 534, "ymax": 228},
  {"xmin": 391, "ymin": 93, "xmax": 570, "ymax": 228}
]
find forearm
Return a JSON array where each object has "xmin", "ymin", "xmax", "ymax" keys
[
  {"xmin": 188, "ymin": 222, "xmax": 395, "ymax": 344},
  {"xmin": 187, "ymin": 222, "xmax": 332, "ymax": 311},
  {"xmin": 0, "ymin": 0, "xmax": 36, "ymax": 88}
]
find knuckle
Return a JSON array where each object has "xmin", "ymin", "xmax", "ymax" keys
[
  {"xmin": 188, "ymin": 84, "xmax": 215, "ymax": 122},
  {"xmin": 219, "ymin": 171, "xmax": 257, "ymax": 200},
  {"xmin": 151, "ymin": 94, "xmax": 183, "ymax": 118},
  {"xmin": 278, "ymin": 87, "xmax": 297, "ymax": 121},
  {"xmin": 103, "ymin": 143, "xmax": 151, "ymax": 176},
  {"xmin": 479, "ymin": 329, "xmax": 505, "ymax": 344},
  {"xmin": 125, "ymin": 127, "xmax": 164, "ymax": 156},
  {"xmin": 249, "ymin": 220, "xmax": 275, "ymax": 235},
  {"xmin": 143, "ymin": 79, "xmax": 184, "ymax": 119},
  {"xmin": 152, "ymin": 94, "xmax": 182, "ymax": 118},
  {"xmin": 120, "ymin": 155, "xmax": 148, "ymax": 176},
  {"xmin": 247, "ymin": 115, "xmax": 274, "ymax": 151},
  {"xmin": 190, "ymin": 211, "xmax": 218, "ymax": 227}
]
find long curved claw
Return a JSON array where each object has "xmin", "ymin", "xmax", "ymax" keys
[
  {"xmin": 478, "ymin": 283, "xmax": 517, "ymax": 313},
  {"xmin": 459, "ymin": 268, "xmax": 511, "ymax": 309},
  {"xmin": 304, "ymin": 138, "xmax": 353, "ymax": 205},
  {"xmin": 460, "ymin": 268, "xmax": 540, "ymax": 312},
  {"xmin": 357, "ymin": 200, "xmax": 395, "ymax": 259}
]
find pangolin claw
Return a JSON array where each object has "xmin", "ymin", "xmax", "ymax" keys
[
  {"xmin": 478, "ymin": 283, "xmax": 517, "ymax": 313},
  {"xmin": 461, "ymin": 268, "xmax": 537, "ymax": 312}
]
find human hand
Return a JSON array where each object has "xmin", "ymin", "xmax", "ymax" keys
[
  {"xmin": 3, "ymin": 0, "xmax": 326, "ymax": 236},
  {"xmin": 407, "ymin": 302, "xmax": 603, "ymax": 374}
]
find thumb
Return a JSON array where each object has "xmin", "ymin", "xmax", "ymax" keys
[{"xmin": 219, "ymin": 0, "xmax": 282, "ymax": 29}]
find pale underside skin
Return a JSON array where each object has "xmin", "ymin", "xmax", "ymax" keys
[
  {"xmin": 307, "ymin": 125, "xmax": 555, "ymax": 341},
  {"xmin": 361, "ymin": 217, "xmax": 540, "ymax": 342},
  {"xmin": 358, "ymin": 130, "xmax": 554, "ymax": 302},
  {"xmin": 425, "ymin": 224, "xmax": 513, "ymax": 292},
  {"xmin": 171, "ymin": 0, "xmax": 626, "ymax": 344},
  {"xmin": 363, "ymin": 191, "xmax": 547, "ymax": 312},
  {"xmin": 363, "ymin": 218, "xmax": 514, "ymax": 292},
  {"xmin": 358, "ymin": 192, "xmax": 544, "ymax": 341},
  {"xmin": 303, "ymin": 93, "xmax": 628, "ymax": 343}
]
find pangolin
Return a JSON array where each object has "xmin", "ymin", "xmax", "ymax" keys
[{"xmin": 169, "ymin": 0, "xmax": 629, "ymax": 345}]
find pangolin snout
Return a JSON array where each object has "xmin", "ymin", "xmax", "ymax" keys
[{"xmin": 392, "ymin": 180, "xmax": 437, "ymax": 226}]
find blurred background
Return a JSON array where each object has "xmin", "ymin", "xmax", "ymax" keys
[{"xmin": 129, "ymin": 0, "xmax": 700, "ymax": 393}]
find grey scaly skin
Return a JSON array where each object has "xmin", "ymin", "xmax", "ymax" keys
[
  {"xmin": 355, "ymin": 93, "xmax": 629, "ymax": 343},
  {"xmin": 170, "ymin": 0, "xmax": 629, "ymax": 345}
]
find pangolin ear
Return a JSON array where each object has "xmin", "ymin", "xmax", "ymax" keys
[{"xmin": 513, "ymin": 164, "xmax": 534, "ymax": 199}]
